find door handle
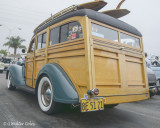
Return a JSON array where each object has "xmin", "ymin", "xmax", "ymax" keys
[{"xmin": 119, "ymin": 46, "xmax": 125, "ymax": 50}]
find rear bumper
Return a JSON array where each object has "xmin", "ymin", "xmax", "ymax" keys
[{"xmin": 99, "ymin": 93, "xmax": 149, "ymax": 104}]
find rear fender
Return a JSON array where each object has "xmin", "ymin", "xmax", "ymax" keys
[{"xmin": 35, "ymin": 63, "xmax": 79, "ymax": 104}]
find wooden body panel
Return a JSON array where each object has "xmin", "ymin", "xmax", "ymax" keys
[
  {"xmin": 87, "ymin": 19, "xmax": 149, "ymax": 102},
  {"xmin": 26, "ymin": 52, "xmax": 34, "ymax": 87},
  {"xmin": 92, "ymin": 38, "xmax": 147, "ymax": 96},
  {"xmin": 25, "ymin": 16, "xmax": 149, "ymax": 104}
]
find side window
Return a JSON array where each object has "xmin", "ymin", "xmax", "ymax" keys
[
  {"xmin": 37, "ymin": 35, "xmax": 42, "ymax": 49},
  {"xmin": 37, "ymin": 32, "xmax": 47, "ymax": 49},
  {"xmin": 42, "ymin": 33, "xmax": 46, "ymax": 48},
  {"xmin": 29, "ymin": 39, "xmax": 35, "ymax": 53},
  {"xmin": 50, "ymin": 27, "xmax": 60, "ymax": 45},
  {"xmin": 49, "ymin": 21, "xmax": 83, "ymax": 46},
  {"xmin": 68, "ymin": 22, "xmax": 83, "ymax": 41},
  {"xmin": 60, "ymin": 24, "xmax": 69, "ymax": 43}
]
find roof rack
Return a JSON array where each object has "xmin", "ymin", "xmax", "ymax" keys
[
  {"xmin": 33, "ymin": 0, "xmax": 107, "ymax": 33},
  {"xmin": 34, "ymin": 5, "xmax": 78, "ymax": 33}
]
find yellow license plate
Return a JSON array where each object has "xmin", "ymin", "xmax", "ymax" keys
[{"xmin": 81, "ymin": 98, "xmax": 104, "ymax": 112}]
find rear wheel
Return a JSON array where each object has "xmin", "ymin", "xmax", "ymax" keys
[
  {"xmin": 37, "ymin": 76, "xmax": 62, "ymax": 114},
  {"xmin": 7, "ymin": 72, "xmax": 16, "ymax": 90}
]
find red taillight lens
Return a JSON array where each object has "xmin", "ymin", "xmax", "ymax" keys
[{"xmin": 92, "ymin": 88, "xmax": 99, "ymax": 95}]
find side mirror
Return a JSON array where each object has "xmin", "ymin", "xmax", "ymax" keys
[{"xmin": 22, "ymin": 49, "xmax": 26, "ymax": 53}]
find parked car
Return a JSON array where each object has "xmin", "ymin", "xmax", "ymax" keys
[
  {"xmin": 1, "ymin": 58, "xmax": 13, "ymax": 70},
  {"xmin": 0, "ymin": 61, "xmax": 5, "ymax": 73}
]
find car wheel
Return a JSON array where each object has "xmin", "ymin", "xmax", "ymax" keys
[
  {"xmin": 0, "ymin": 70, "xmax": 3, "ymax": 73},
  {"xmin": 7, "ymin": 72, "xmax": 16, "ymax": 90},
  {"xmin": 37, "ymin": 76, "xmax": 62, "ymax": 114}
]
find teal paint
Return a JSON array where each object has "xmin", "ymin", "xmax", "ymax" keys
[
  {"xmin": 7, "ymin": 64, "xmax": 25, "ymax": 86},
  {"xmin": 36, "ymin": 63, "xmax": 79, "ymax": 104}
]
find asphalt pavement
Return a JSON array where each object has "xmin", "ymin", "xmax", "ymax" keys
[{"xmin": 0, "ymin": 71, "xmax": 160, "ymax": 128}]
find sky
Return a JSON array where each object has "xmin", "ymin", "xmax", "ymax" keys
[{"xmin": 0, "ymin": 0, "xmax": 160, "ymax": 56}]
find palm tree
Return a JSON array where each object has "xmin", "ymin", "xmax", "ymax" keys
[
  {"xmin": 3, "ymin": 36, "xmax": 26, "ymax": 56},
  {"xmin": 0, "ymin": 49, "xmax": 7, "ymax": 56}
]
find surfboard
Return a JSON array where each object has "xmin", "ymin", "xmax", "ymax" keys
[
  {"xmin": 34, "ymin": 1, "xmax": 107, "ymax": 33},
  {"xmin": 102, "ymin": 9, "xmax": 130, "ymax": 18},
  {"xmin": 78, "ymin": 0, "xmax": 107, "ymax": 11}
]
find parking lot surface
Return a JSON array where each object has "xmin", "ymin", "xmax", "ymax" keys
[{"xmin": 0, "ymin": 71, "xmax": 160, "ymax": 128}]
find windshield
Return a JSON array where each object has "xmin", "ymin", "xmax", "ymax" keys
[{"xmin": 2, "ymin": 59, "xmax": 11, "ymax": 64}]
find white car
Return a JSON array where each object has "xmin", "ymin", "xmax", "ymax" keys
[
  {"xmin": 0, "ymin": 61, "xmax": 5, "ymax": 73},
  {"xmin": 1, "ymin": 58, "xmax": 13, "ymax": 70}
]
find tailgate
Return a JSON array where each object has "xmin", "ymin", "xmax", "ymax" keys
[{"xmin": 92, "ymin": 38, "xmax": 149, "ymax": 104}]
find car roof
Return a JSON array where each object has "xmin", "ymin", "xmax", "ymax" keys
[{"xmin": 34, "ymin": 9, "xmax": 142, "ymax": 37}]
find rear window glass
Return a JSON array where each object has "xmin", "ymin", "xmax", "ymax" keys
[
  {"xmin": 120, "ymin": 33, "xmax": 140, "ymax": 48},
  {"xmin": 91, "ymin": 23, "xmax": 118, "ymax": 42}
]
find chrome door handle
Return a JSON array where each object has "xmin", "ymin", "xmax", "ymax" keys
[{"xmin": 119, "ymin": 47, "xmax": 125, "ymax": 50}]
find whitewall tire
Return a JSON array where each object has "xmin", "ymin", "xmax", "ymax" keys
[
  {"xmin": 37, "ymin": 76, "xmax": 62, "ymax": 114},
  {"xmin": 7, "ymin": 72, "xmax": 16, "ymax": 90}
]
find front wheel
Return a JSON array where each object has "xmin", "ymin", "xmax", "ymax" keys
[
  {"xmin": 7, "ymin": 72, "xmax": 16, "ymax": 90},
  {"xmin": 37, "ymin": 76, "xmax": 62, "ymax": 114}
]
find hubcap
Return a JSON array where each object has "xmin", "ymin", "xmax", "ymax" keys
[{"xmin": 41, "ymin": 81, "xmax": 52, "ymax": 107}]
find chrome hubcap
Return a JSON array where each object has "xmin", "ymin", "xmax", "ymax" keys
[{"xmin": 41, "ymin": 81, "xmax": 52, "ymax": 107}]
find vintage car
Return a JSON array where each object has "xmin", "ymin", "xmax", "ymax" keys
[
  {"xmin": 6, "ymin": 0, "xmax": 149, "ymax": 114},
  {"xmin": 0, "ymin": 61, "xmax": 5, "ymax": 73}
]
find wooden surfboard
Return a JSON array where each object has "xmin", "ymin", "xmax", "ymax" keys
[
  {"xmin": 34, "ymin": 1, "xmax": 107, "ymax": 33},
  {"xmin": 78, "ymin": 0, "xmax": 107, "ymax": 11},
  {"xmin": 102, "ymin": 9, "xmax": 130, "ymax": 18}
]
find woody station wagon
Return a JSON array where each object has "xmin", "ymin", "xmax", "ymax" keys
[{"xmin": 6, "ymin": 0, "xmax": 149, "ymax": 114}]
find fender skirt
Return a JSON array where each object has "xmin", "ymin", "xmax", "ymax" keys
[
  {"xmin": 6, "ymin": 64, "xmax": 25, "ymax": 87},
  {"xmin": 36, "ymin": 63, "xmax": 79, "ymax": 104}
]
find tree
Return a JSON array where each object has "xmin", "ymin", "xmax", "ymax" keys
[
  {"xmin": 3, "ymin": 36, "xmax": 26, "ymax": 55},
  {"xmin": 0, "ymin": 49, "xmax": 7, "ymax": 56}
]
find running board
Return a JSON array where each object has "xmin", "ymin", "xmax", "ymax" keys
[{"xmin": 16, "ymin": 85, "xmax": 35, "ymax": 95}]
